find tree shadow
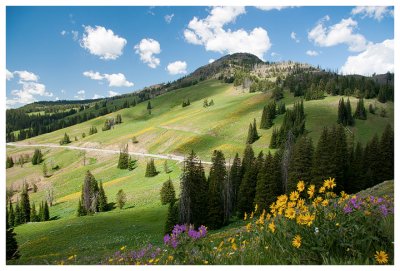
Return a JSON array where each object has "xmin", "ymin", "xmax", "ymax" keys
[{"xmin": 50, "ymin": 215, "xmax": 60, "ymax": 221}]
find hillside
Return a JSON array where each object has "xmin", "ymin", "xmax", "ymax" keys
[{"xmin": 6, "ymin": 54, "xmax": 394, "ymax": 265}]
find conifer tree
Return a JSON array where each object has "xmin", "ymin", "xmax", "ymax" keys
[
  {"xmin": 380, "ymin": 124, "xmax": 394, "ymax": 181},
  {"xmin": 128, "ymin": 156, "xmax": 137, "ymax": 171},
  {"xmin": 207, "ymin": 150, "xmax": 226, "ymax": 229},
  {"xmin": 241, "ymin": 145, "xmax": 255, "ymax": 177},
  {"xmin": 367, "ymin": 134, "xmax": 382, "ymax": 186},
  {"xmin": 179, "ymin": 151, "xmax": 208, "ymax": 227},
  {"xmin": 77, "ymin": 199, "xmax": 85, "ymax": 217},
  {"xmin": 6, "ymin": 156, "xmax": 14, "ymax": 169},
  {"xmin": 60, "ymin": 133, "xmax": 71, "ymax": 145},
  {"xmin": 43, "ymin": 201, "xmax": 50, "ymax": 221},
  {"xmin": 337, "ymin": 98, "xmax": 347, "ymax": 125},
  {"xmin": 347, "ymin": 142, "xmax": 364, "ymax": 193},
  {"xmin": 345, "ymin": 98, "xmax": 354, "ymax": 126},
  {"xmin": 116, "ymin": 189, "xmax": 127, "ymax": 209},
  {"xmin": 354, "ymin": 98, "xmax": 367, "ymax": 120},
  {"xmin": 160, "ymin": 177, "xmax": 176, "ymax": 205},
  {"xmin": 42, "ymin": 162, "xmax": 48, "ymax": 177},
  {"xmin": 254, "ymin": 152, "xmax": 277, "ymax": 211},
  {"xmin": 269, "ymin": 128, "xmax": 279, "ymax": 149},
  {"xmin": 145, "ymin": 159, "xmax": 158, "ymax": 177},
  {"xmin": 252, "ymin": 118, "xmax": 259, "ymax": 141},
  {"xmin": 8, "ymin": 200, "xmax": 15, "ymax": 227},
  {"xmin": 246, "ymin": 123, "xmax": 254, "ymax": 144},
  {"xmin": 147, "ymin": 101, "xmax": 152, "ymax": 114},
  {"xmin": 260, "ymin": 106, "xmax": 273, "ymax": 129},
  {"xmin": 98, "ymin": 181, "xmax": 108, "ymax": 212},
  {"xmin": 115, "ymin": 114, "xmax": 122, "ymax": 124},
  {"xmin": 229, "ymin": 153, "xmax": 242, "ymax": 213},
  {"xmin": 38, "ymin": 201, "xmax": 44, "ymax": 222},
  {"xmin": 81, "ymin": 171, "xmax": 99, "ymax": 214},
  {"xmin": 117, "ymin": 144, "xmax": 129, "ymax": 169},
  {"xmin": 30, "ymin": 202, "xmax": 39, "ymax": 222},
  {"xmin": 277, "ymin": 102, "xmax": 286, "ymax": 114},
  {"xmin": 287, "ymin": 136, "xmax": 314, "ymax": 191},
  {"xmin": 312, "ymin": 127, "xmax": 336, "ymax": 187},
  {"xmin": 14, "ymin": 201, "xmax": 22, "ymax": 226},
  {"xmin": 32, "ymin": 149, "xmax": 43, "ymax": 165},
  {"xmin": 163, "ymin": 160, "xmax": 171, "ymax": 173},
  {"xmin": 20, "ymin": 183, "xmax": 30, "ymax": 223},
  {"xmin": 332, "ymin": 125, "xmax": 349, "ymax": 191},
  {"xmin": 6, "ymin": 211, "xmax": 20, "ymax": 260},
  {"xmin": 164, "ymin": 201, "xmax": 179, "ymax": 234}
]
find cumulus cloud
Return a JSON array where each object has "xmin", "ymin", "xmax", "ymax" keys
[
  {"xmin": 74, "ymin": 90, "xmax": 85, "ymax": 100},
  {"xmin": 351, "ymin": 6, "xmax": 393, "ymax": 21},
  {"xmin": 83, "ymin": 71, "xmax": 134, "ymax": 87},
  {"xmin": 208, "ymin": 59, "xmax": 215, "ymax": 64},
  {"xmin": 71, "ymin": 30, "xmax": 79, "ymax": 41},
  {"xmin": 108, "ymin": 90, "xmax": 119, "ymax": 97},
  {"xmin": 306, "ymin": 50, "xmax": 319, "ymax": 56},
  {"xmin": 308, "ymin": 17, "xmax": 368, "ymax": 52},
  {"xmin": 134, "ymin": 38, "xmax": 161, "ymax": 68},
  {"xmin": 61, "ymin": 30, "xmax": 67, "ymax": 36},
  {"xmin": 6, "ymin": 69, "xmax": 14, "ymax": 80},
  {"xmin": 167, "ymin": 61, "xmax": 187, "ymax": 75},
  {"xmin": 7, "ymin": 76, "xmax": 53, "ymax": 107},
  {"xmin": 255, "ymin": 6, "xmax": 290, "ymax": 11},
  {"xmin": 80, "ymin": 25, "xmax": 127, "ymax": 60},
  {"xmin": 83, "ymin": 70, "xmax": 103, "ymax": 80},
  {"xmin": 14, "ymin": 70, "xmax": 39, "ymax": 82},
  {"xmin": 164, "ymin": 14, "xmax": 174, "ymax": 24},
  {"xmin": 291, "ymin": 31, "xmax": 300, "ymax": 43},
  {"xmin": 183, "ymin": 6, "xmax": 271, "ymax": 59},
  {"xmin": 92, "ymin": 94, "xmax": 104, "ymax": 99},
  {"xmin": 340, "ymin": 39, "xmax": 394, "ymax": 75}
]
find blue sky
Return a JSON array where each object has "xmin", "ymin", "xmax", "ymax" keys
[{"xmin": 6, "ymin": 6, "xmax": 394, "ymax": 108}]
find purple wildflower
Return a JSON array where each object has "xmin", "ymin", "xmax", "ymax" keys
[
  {"xmin": 188, "ymin": 229, "xmax": 200, "ymax": 240},
  {"xmin": 379, "ymin": 205, "xmax": 388, "ymax": 217},
  {"xmin": 198, "ymin": 225, "xmax": 207, "ymax": 237},
  {"xmin": 163, "ymin": 234, "xmax": 171, "ymax": 245},
  {"xmin": 172, "ymin": 224, "xmax": 186, "ymax": 236},
  {"xmin": 170, "ymin": 238, "xmax": 179, "ymax": 249},
  {"xmin": 343, "ymin": 205, "xmax": 352, "ymax": 214}
]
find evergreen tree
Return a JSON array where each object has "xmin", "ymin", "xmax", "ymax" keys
[
  {"xmin": 380, "ymin": 124, "xmax": 394, "ymax": 181},
  {"xmin": 160, "ymin": 177, "xmax": 176, "ymax": 205},
  {"xmin": 20, "ymin": 183, "xmax": 30, "ymax": 223},
  {"xmin": 163, "ymin": 160, "xmax": 171, "ymax": 173},
  {"xmin": 60, "ymin": 133, "xmax": 71, "ymax": 145},
  {"xmin": 38, "ymin": 202, "xmax": 44, "ymax": 222},
  {"xmin": 43, "ymin": 201, "xmax": 50, "ymax": 221},
  {"xmin": 117, "ymin": 144, "xmax": 129, "ymax": 169},
  {"xmin": 207, "ymin": 150, "xmax": 226, "ymax": 229},
  {"xmin": 42, "ymin": 162, "xmax": 48, "ymax": 177},
  {"xmin": 252, "ymin": 118, "xmax": 259, "ymax": 141},
  {"xmin": 229, "ymin": 153, "xmax": 242, "ymax": 213},
  {"xmin": 76, "ymin": 198, "xmax": 86, "ymax": 217},
  {"xmin": 354, "ymin": 98, "xmax": 367, "ymax": 120},
  {"xmin": 179, "ymin": 151, "xmax": 208, "ymax": 227},
  {"xmin": 254, "ymin": 152, "xmax": 277, "ymax": 211},
  {"xmin": 260, "ymin": 106, "xmax": 273, "ymax": 129},
  {"xmin": 98, "ymin": 181, "xmax": 108, "ymax": 212},
  {"xmin": 14, "ymin": 201, "xmax": 22, "ymax": 226},
  {"xmin": 128, "ymin": 156, "xmax": 137, "ymax": 171},
  {"xmin": 378, "ymin": 85, "xmax": 387, "ymax": 103},
  {"xmin": 337, "ymin": 98, "xmax": 346, "ymax": 125},
  {"xmin": 30, "ymin": 202, "xmax": 39, "ymax": 222},
  {"xmin": 6, "ymin": 212, "xmax": 20, "ymax": 260},
  {"xmin": 145, "ymin": 159, "xmax": 158, "ymax": 177},
  {"xmin": 246, "ymin": 123, "xmax": 254, "ymax": 144},
  {"xmin": 312, "ymin": 127, "xmax": 336, "ymax": 187},
  {"xmin": 269, "ymin": 128, "xmax": 279, "ymax": 149},
  {"xmin": 8, "ymin": 200, "xmax": 15, "ymax": 227},
  {"xmin": 147, "ymin": 101, "xmax": 152, "ymax": 114},
  {"xmin": 164, "ymin": 201, "xmax": 179, "ymax": 234},
  {"xmin": 116, "ymin": 189, "xmax": 127, "ymax": 209},
  {"xmin": 277, "ymin": 102, "xmax": 286, "ymax": 114},
  {"xmin": 81, "ymin": 171, "xmax": 99, "ymax": 214},
  {"xmin": 347, "ymin": 142, "xmax": 364, "ymax": 193},
  {"xmin": 6, "ymin": 156, "xmax": 14, "ymax": 169},
  {"xmin": 241, "ymin": 144, "xmax": 255, "ymax": 177},
  {"xmin": 367, "ymin": 134, "xmax": 382, "ymax": 186},
  {"xmin": 345, "ymin": 98, "xmax": 354, "ymax": 126},
  {"xmin": 332, "ymin": 125, "xmax": 349, "ymax": 192},
  {"xmin": 115, "ymin": 114, "xmax": 122, "ymax": 124},
  {"xmin": 31, "ymin": 149, "xmax": 43, "ymax": 165},
  {"xmin": 287, "ymin": 136, "xmax": 314, "ymax": 191}
]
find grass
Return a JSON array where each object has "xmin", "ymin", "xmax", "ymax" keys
[{"xmin": 6, "ymin": 79, "xmax": 394, "ymax": 264}]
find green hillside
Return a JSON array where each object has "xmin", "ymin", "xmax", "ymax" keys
[{"xmin": 6, "ymin": 78, "xmax": 394, "ymax": 264}]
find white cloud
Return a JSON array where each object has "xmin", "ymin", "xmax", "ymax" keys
[
  {"xmin": 7, "ymin": 79, "xmax": 53, "ymax": 107},
  {"xmin": 291, "ymin": 31, "xmax": 300, "ymax": 43},
  {"xmin": 83, "ymin": 70, "xmax": 104, "ymax": 80},
  {"xmin": 340, "ymin": 39, "xmax": 394, "ymax": 75},
  {"xmin": 306, "ymin": 50, "xmax": 319, "ymax": 56},
  {"xmin": 308, "ymin": 17, "xmax": 368, "ymax": 52},
  {"xmin": 164, "ymin": 14, "xmax": 174, "ymax": 24},
  {"xmin": 14, "ymin": 70, "xmax": 39, "ymax": 82},
  {"xmin": 351, "ymin": 6, "xmax": 393, "ymax": 21},
  {"xmin": 167, "ymin": 61, "xmax": 187, "ymax": 75},
  {"xmin": 83, "ymin": 71, "xmax": 134, "ymax": 87},
  {"xmin": 80, "ymin": 25, "xmax": 127, "ymax": 60},
  {"xmin": 6, "ymin": 69, "xmax": 14, "ymax": 80},
  {"xmin": 71, "ymin": 30, "xmax": 79, "ymax": 41},
  {"xmin": 74, "ymin": 90, "xmax": 85, "ymax": 100},
  {"xmin": 208, "ymin": 59, "xmax": 215, "ymax": 64},
  {"xmin": 184, "ymin": 6, "xmax": 271, "ymax": 60},
  {"xmin": 103, "ymin": 73, "xmax": 134, "ymax": 87},
  {"xmin": 61, "ymin": 30, "xmax": 67, "ymax": 36},
  {"xmin": 255, "ymin": 6, "xmax": 290, "ymax": 11},
  {"xmin": 108, "ymin": 90, "xmax": 119, "ymax": 97},
  {"xmin": 134, "ymin": 38, "xmax": 161, "ymax": 68},
  {"xmin": 61, "ymin": 89, "xmax": 65, "ymax": 93},
  {"xmin": 92, "ymin": 94, "xmax": 104, "ymax": 99}
]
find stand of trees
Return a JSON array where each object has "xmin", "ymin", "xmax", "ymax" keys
[
  {"xmin": 246, "ymin": 118, "xmax": 259, "ymax": 144},
  {"xmin": 59, "ymin": 133, "xmax": 71, "ymax": 145},
  {"xmin": 145, "ymin": 159, "xmax": 158, "ymax": 177},
  {"xmin": 31, "ymin": 149, "xmax": 43, "ymax": 165},
  {"xmin": 337, "ymin": 98, "xmax": 354, "ymax": 126},
  {"xmin": 77, "ymin": 171, "xmax": 108, "ymax": 216}
]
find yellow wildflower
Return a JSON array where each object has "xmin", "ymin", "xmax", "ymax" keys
[
  {"xmin": 168, "ymin": 255, "xmax": 174, "ymax": 261},
  {"xmin": 118, "ymin": 258, "xmax": 124, "ymax": 262},
  {"xmin": 218, "ymin": 241, "xmax": 224, "ymax": 250},
  {"xmin": 290, "ymin": 191, "xmax": 300, "ymax": 201},
  {"xmin": 321, "ymin": 199, "xmax": 329, "ymax": 207},
  {"xmin": 297, "ymin": 180, "xmax": 305, "ymax": 192},
  {"xmin": 288, "ymin": 201, "xmax": 296, "ymax": 208},
  {"xmin": 231, "ymin": 243, "xmax": 238, "ymax": 251},
  {"xmin": 292, "ymin": 235, "xmax": 302, "ymax": 248},
  {"xmin": 285, "ymin": 207, "xmax": 296, "ymax": 220},
  {"xmin": 307, "ymin": 185, "xmax": 315, "ymax": 199},
  {"xmin": 230, "ymin": 238, "xmax": 235, "ymax": 244},
  {"xmin": 319, "ymin": 186, "xmax": 326, "ymax": 194},
  {"xmin": 364, "ymin": 210, "xmax": 371, "ymax": 216},
  {"xmin": 266, "ymin": 213, "xmax": 271, "ymax": 220},
  {"xmin": 313, "ymin": 196, "xmax": 323, "ymax": 207},
  {"xmin": 335, "ymin": 223, "xmax": 340, "ymax": 227},
  {"xmin": 323, "ymin": 177, "xmax": 336, "ymax": 189},
  {"xmin": 250, "ymin": 211, "xmax": 254, "ymax": 219},
  {"xmin": 277, "ymin": 194, "xmax": 288, "ymax": 205},
  {"xmin": 268, "ymin": 221, "xmax": 276, "ymax": 233},
  {"xmin": 375, "ymin": 251, "xmax": 389, "ymax": 264},
  {"xmin": 68, "ymin": 255, "xmax": 74, "ymax": 260},
  {"xmin": 149, "ymin": 259, "xmax": 154, "ymax": 263},
  {"xmin": 120, "ymin": 246, "xmax": 126, "ymax": 251},
  {"xmin": 297, "ymin": 198, "xmax": 305, "ymax": 208},
  {"xmin": 203, "ymin": 260, "xmax": 209, "ymax": 264},
  {"xmin": 244, "ymin": 212, "xmax": 247, "ymax": 221},
  {"xmin": 254, "ymin": 204, "xmax": 258, "ymax": 212},
  {"xmin": 246, "ymin": 223, "xmax": 252, "ymax": 232},
  {"xmin": 108, "ymin": 258, "xmax": 113, "ymax": 263}
]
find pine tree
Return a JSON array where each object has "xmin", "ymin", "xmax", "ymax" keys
[
  {"xmin": 38, "ymin": 201, "xmax": 44, "ymax": 222},
  {"xmin": 337, "ymin": 98, "xmax": 346, "ymax": 125},
  {"xmin": 6, "ymin": 156, "xmax": 14, "ymax": 169},
  {"xmin": 43, "ymin": 201, "xmax": 50, "ymax": 221},
  {"xmin": 254, "ymin": 152, "xmax": 277, "ymax": 211},
  {"xmin": 6, "ymin": 211, "xmax": 20, "ymax": 260},
  {"xmin": 378, "ymin": 85, "xmax": 387, "ymax": 103},
  {"xmin": 42, "ymin": 162, "xmax": 48, "ymax": 177},
  {"xmin": 8, "ymin": 200, "xmax": 15, "ymax": 227},
  {"xmin": 367, "ymin": 134, "xmax": 382, "ymax": 186},
  {"xmin": 229, "ymin": 153, "xmax": 242, "ymax": 214},
  {"xmin": 30, "ymin": 202, "xmax": 39, "ymax": 222},
  {"xmin": 179, "ymin": 151, "xmax": 208, "ymax": 227},
  {"xmin": 31, "ymin": 149, "xmax": 43, "ymax": 165},
  {"xmin": 260, "ymin": 106, "xmax": 273, "ymax": 129},
  {"xmin": 14, "ymin": 201, "xmax": 22, "ymax": 226},
  {"xmin": 145, "ymin": 159, "xmax": 158, "ymax": 177},
  {"xmin": 81, "ymin": 171, "xmax": 99, "ymax": 214},
  {"xmin": 76, "ymin": 198, "xmax": 85, "ymax": 217},
  {"xmin": 98, "ymin": 181, "xmax": 108, "ymax": 212},
  {"xmin": 347, "ymin": 142, "xmax": 364, "ymax": 193},
  {"xmin": 287, "ymin": 136, "xmax": 314, "ymax": 191},
  {"xmin": 380, "ymin": 124, "xmax": 394, "ymax": 181},
  {"xmin": 354, "ymin": 98, "xmax": 367, "ymax": 120},
  {"xmin": 164, "ymin": 201, "xmax": 179, "ymax": 234},
  {"xmin": 117, "ymin": 144, "xmax": 129, "ymax": 169},
  {"xmin": 246, "ymin": 123, "xmax": 254, "ymax": 144},
  {"xmin": 147, "ymin": 101, "xmax": 152, "ymax": 114},
  {"xmin": 128, "ymin": 156, "xmax": 137, "ymax": 171},
  {"xmin": 241, "ymin": 144, "xmax": 255, "ymax": 177},
  {"xmin": 160, "ymin": 177, "xmax": 176, "ymax": 205},
  {"xmin": 20, "ymin": 183, "xmax": 30, "ymax": 223},
  {"xmin": 332, "ymin": 125, "xmax": 349, "ymax": 192},
  {"xmin": 116, "ymin": 189, "xmax": 127, "ymax": 209},
  {"xmin": 312, "ymin": 127, "xmax": 336, "ymax": 187},
  {"xmin": 163, "ymin": 160, "xmax": 171, "ymax": 173},
  {"xmin": 277, "ymin": 102, "xmax": 286, "ymax": 114},
  {"xmin": 252, "ymin": 118, "xmax": 259, "ymax": 141},
  {"xmin": 207, "ymin": 150, "xmax": 226, "ymax": 229},
  {"xmin": 269, "ymin": 128, "xmax": 279, "ymax": 149},
  {"xmin": 115, "ymin": 114, "xmax": 122, "ymax": 124},
  {"xmin": 60, "ymin": 133, "xmax": 71, "ymax": 145},
  {"xmin": 345, "ymin": 98, "xmax": 354, "ymax": 126}
]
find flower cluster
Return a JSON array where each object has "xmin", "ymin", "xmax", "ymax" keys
[{"xmin": 164, "ymin": 224, "xmax": 207, "ymax": 249}]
